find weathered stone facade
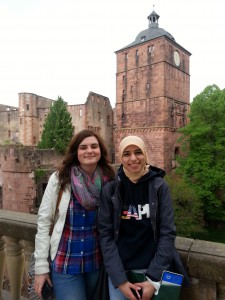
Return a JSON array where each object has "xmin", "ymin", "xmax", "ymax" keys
[
  {"xmin": 0, "ymin": 91, "xmax": 114, "ymax": 159},
  {"xmin": 114, "ymin": 10, "xmax": 191, "ymax": 171},
  {"xmin": 0, "ymin": 145, "xmax": 63, "ymax": 213},
  {"xmin": 18, "ymin": 93, "xmax": 53, "ymax": 147},
  {"xmin": 0, "ymin": 104, "xmax": 19, "ymax": 144}
]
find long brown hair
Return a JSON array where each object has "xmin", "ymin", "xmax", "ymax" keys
[{"xmin": 57, "ymin": 129, "xmax": 115, "ymax": 189}]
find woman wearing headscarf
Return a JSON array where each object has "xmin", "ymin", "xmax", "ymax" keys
[{"xmin": 98, "ymin": 135, "xmax": 179, "ymax": 300}]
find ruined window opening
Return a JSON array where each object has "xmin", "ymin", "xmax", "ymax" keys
[
  {"xmin": 148, "ymin": 45, "xmax": 154, "ymax": 53},
  {"xmin": 175, "ymin": 147, "xmax": 180, "ymax": 156}
]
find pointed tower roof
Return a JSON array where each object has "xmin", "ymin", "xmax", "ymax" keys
[{"xmin": 116, "ymin": 8, "xmax": 175, "ymax": 51}]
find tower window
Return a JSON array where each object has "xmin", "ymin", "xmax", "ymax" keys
[
  {"xmin": 146, "ymin": 83, "xmax": 150, "ymax": 90},
  {"xmin": 125, "ymin": 53, "xmax": 128, "ymax": 60},
  {"xmin": 130, "ymin": 86, "xmax": 133, "ymax": 92},
  {"xmin": 175, "ymin": 147, "xmax": 180, "ymax": 156},
  {"xmin": 136, "ymin": 50, "xmax": 139, "ymax": 57},
  {"xmin": 26, "ymin": 104, "xmax": 29, "ymax": 110},
  {"xmin": 141, "ymin": 36, "xmax": 145, "ymax": 42},
  {"xmin": 148, "ymin": 45, "xmax": 154, "ymax": 53}
]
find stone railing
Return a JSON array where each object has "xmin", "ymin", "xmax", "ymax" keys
[
  {"xmin": 0, "ymin": 209, "xmax": 225, "ymax": 300},
  {"xmin": 0, "ymin": 210, "xmax": 37, "ymax": 300}
]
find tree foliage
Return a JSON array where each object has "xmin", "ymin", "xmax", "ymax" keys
[
  {"xmin": 37, "ymin": 96, "xmax": 74, "ymax": 154},
  {"xmin": 165, "ymin": 173, "xmax": 204, "ymax": 237},
  {"xmin": 177, "ymin": 85, "xmax": 225, "ymax": 222}
]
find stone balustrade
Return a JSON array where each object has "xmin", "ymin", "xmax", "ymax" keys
[
  {"xmin": 0, "ymin": 209, "xmax": 225, "ymax": 300},
  {"xmin": 0, "ymin": 210, "xmax": 37, "ymax": 300}
]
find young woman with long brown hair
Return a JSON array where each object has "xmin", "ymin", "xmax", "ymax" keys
[{"xmin": 34, "ymin": 129, "xmax": 114, "ymax": 300}]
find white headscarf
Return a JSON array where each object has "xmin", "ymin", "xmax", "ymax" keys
[{"xmin": 118, "ymin": 136, "xmax": 149, "ymax": 183}]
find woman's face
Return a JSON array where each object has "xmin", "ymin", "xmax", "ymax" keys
[
  {"xmin": 121, "ymin": 145, "xmax": 145, "ymax": 173},
  {"xmin": 77, "ymin": 136, "xmax": 101, "ymax": 169}
]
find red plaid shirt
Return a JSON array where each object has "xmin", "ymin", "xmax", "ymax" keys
[{"xmin": 52, "ymin": 193, "xmax": 102, "ymax": 274}]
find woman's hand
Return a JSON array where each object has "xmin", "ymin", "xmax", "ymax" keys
[
  {"xmin": 118, "ymin": 281, "xmax": 142, "ymax": 300},
  {"xmin": 134, "ymin": 281, "xmax": 155, "ymax": 300},
  {"xmin": 34, "ymin": 273, "xmax": 52, "ymax": 298}
]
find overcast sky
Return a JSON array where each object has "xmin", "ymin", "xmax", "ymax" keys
[{"xmin": 0, "ymin": 0, "xmax": 224, "ymax": 108}]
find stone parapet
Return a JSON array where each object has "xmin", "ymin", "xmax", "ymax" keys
[
  {"xmin": 0, "ymin": 210, "xmax": 225, "ymax": 300},
  {"xmin": 176, "ymin": 237, "xmax": 225, "ymax": 300}
]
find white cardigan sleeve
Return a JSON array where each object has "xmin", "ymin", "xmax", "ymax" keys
[{"xmin": 34, "ymin": 172, "xmax": 59, "ymax": 274}]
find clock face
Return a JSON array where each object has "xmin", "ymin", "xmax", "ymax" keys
[{"xmin": 173, "ymin": 51, "xmax": 180, "ymax": 66}]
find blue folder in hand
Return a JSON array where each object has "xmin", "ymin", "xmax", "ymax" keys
[{"xmin": 153, "ymin": 271, "xmax": 183, "ymax": 300}]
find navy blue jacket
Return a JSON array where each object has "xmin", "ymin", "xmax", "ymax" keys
[{"xmin": 98, "ymin": 166, "xmax": 177, "ymax": 288}]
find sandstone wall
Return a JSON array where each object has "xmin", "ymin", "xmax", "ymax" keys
[{"xmin": 0, "ymin": 145, "xmax": 63, "ymax": 213}]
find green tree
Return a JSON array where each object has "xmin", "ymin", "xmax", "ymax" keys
[
  {"xmin": 165, "ymin": 174, "xmax": 204, "ymax": 237},
  {"xmin": 177, "ymin": 85, "xmax": 225, "ymax": 223},
  {"xmin": 38, "ymin": 96, "xmax": 74, "ymax": 154}
]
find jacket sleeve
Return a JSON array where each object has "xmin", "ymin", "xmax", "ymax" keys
[
  {"xmin": 146, "ymin": 180, "xmax": 176, "ymax": 281},
  {"xmin": 98, "ymin": 182, "xmax": 128, "ymax": 288},
  {"xmin": 34, "ymin": 172, "xmax": 59, "ymax": 274}
]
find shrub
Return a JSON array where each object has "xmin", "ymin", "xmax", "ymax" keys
[{"xmin": 165, "ymin": 173, "xmax": 205, "ymax": 237}]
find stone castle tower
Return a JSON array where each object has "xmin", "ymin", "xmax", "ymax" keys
[
  {"xmin": 0, "ymin": 8, "xmax": 191, "ymax": 174},
  {"xmin": 0, "ymin": 8, "xmax": 192, "ymax": 212},
  {"xmin": 114, "ymin": 9, "xmax": 191, "ymax": 171}
]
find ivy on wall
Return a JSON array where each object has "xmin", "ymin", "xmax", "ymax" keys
[{"xmin": 34, "ymin": 168, "xmax": 47, "ymax": 182}]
